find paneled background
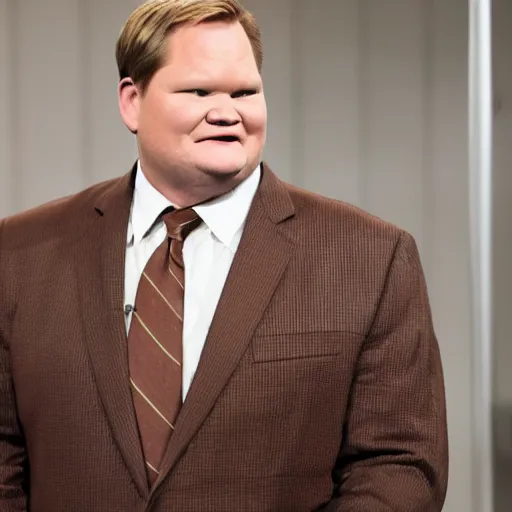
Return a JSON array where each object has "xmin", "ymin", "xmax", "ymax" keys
[{"xmin": 2, "ymin": 1, "xmax": 510, "ymax": 510}]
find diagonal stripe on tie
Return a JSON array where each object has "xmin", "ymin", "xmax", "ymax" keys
[
  {"xmin": 146, "ymin": 461, "xmax": 160, "ymax": 476},
  {"xmin": 132, "ymin": 311, "xmax": 181, "ymax": 366},
  {"xmin": 130, "ymin": 379, "xmax": 175, "ymax": 428},
  {"xmin": 168, "ymin": 264, "xmax": 184, "ymax": 289},
  {"xmin": 142, "ymin": 272, "xmax": 183, "ymax": 320}
]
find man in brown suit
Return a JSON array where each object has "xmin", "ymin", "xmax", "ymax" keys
[{"xmin": 0, "ymin": 0, "xmax": 448, "ymax": 510}]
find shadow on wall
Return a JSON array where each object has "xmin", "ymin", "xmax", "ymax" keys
[{"xmin": 493, "ymin": 405, "xmax": 512, "ymax": 511}]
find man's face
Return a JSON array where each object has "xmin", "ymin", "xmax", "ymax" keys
[{"xmin": 122, "ymin": 20, "xmax": 267, "ymax": 200}]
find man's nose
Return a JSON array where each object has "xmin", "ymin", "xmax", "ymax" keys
[{"xmin": 206, "ymin": 105, "xmax": 241, "ymax": 126}]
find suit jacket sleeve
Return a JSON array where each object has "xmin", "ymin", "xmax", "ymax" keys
[
  {"xmin": 0, "ymin": 219, "xmax": 29, "ymax": 511},
  {"xmin": 331, "ymin": 231, "xmax": 448, "ymax": 511}
]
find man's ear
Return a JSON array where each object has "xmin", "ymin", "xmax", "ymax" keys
[{"xmin": 118, "ymin": 78, "xmax": 140, "ymax": 134}]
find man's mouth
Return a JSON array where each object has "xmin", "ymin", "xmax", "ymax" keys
[{"xmin": 201, "ymin": 135, "xmax": 240, "ymax": 143}]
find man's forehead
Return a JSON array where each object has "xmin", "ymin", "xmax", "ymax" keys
[
  {"xmin": 161, "ymin": 23, "xmax": 259, "ymax": 75},
  {"xmin": 166, "ymin": 20, "xmax": 253, "ymax": 56}
]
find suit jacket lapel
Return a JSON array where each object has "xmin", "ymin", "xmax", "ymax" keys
[
  {"xmin": 75, "ymin": 166, "xmax": 148, "ymax": 497},
  {"xmin": 154, "ymin": 164, "xmax": 297, "ymax": 491}
]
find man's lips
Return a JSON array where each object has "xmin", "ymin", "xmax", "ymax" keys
[{"xmin": 197, "ymin": 135, "xmax": 241, "ymax": 143}]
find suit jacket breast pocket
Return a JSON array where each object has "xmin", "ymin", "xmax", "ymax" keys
[{"xmin": 251, "ymin": 331, "xmax": 362, "ymax": 363}]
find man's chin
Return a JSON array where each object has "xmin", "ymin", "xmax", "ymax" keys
[{"xmin": 198, "ymin": 164, "xmax": 245, "ymax": 179}]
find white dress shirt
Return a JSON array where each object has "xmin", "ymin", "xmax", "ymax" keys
[{"xmin": 124, "ymin": 161, "xmax": 261, "ymax": 399}]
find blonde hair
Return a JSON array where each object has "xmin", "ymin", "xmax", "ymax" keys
[{"xmin": 116, "ymin": 0, "xmax": 263, "ymax": 93}]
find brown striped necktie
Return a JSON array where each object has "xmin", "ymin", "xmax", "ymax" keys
[{"xmin": 127, "ymin": 207, "xmax": 202, "ymax": 486}]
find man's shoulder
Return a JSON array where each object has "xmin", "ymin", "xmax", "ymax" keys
[
  {"xmin": 279, "ymin": 181, "xmax": 419, "ymax": 280},
  {"xmin": 283, "ymin": 181, "xmax": 404, "ymax": 244},
  {"xmin": 0, "ymin": 176, "xmax": 124, "ymax": 251}
]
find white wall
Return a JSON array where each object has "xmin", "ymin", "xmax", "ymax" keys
[
  {"xmin": 0, "ymin": 0, "xmax": 140, "ymax": 218},
  {"xmin": 0, "ymin": 0, "xmax": 475, "ymax": 510}
]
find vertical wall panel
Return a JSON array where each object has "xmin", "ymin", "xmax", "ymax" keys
[
  {"xmin": 358, "ymin": 0, "xmax": 427, "ymax": 249},
  {"xmin": 297, "ymin": 0, "xmax": 361, "ymax": 205},
  {"xmin": 242, "ymin": 0, "xmax": 294, "ymax": 184},
  {"xmin": 428, "ymin": 1, "xmax": 472, "ymax": 511},
  {"xmin": 16, "ymin": 0, "xmax": 84, "ymax": 210},
  {"xmin": 0, "ymin": 0, "xmax": 13, "ymax": 217},
  {"xmin": 492, "ymin": 0, "xmax": 512, "ymax": 509},
  {"xmin": 86, "ymin": 0, "xmax": 139, "ymax": 185},
  {"xmin": 492, "ymin": 0, "xmax": 512, "ymax": 409}
]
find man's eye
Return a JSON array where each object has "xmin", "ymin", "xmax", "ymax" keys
[
  {"xmin": 231, "ymin": 89, "xmax": 257, "ymax": 98},
  {"xmin": 189, "ymin": 89, "xmax": 209, "ymax": 97}
]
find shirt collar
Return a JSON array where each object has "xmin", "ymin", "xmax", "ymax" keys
[{"xmin": 128, "ymin": 160, "xmax": 261, "ymax": 251}]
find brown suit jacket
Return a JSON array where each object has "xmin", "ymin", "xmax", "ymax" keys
[{"xmin": 0, "ymin": 163, "xmax": 448, "ymax": 511}]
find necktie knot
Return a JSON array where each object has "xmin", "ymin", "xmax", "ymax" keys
[{"xmin": 162, "ymin": 208, "xmax": 202, "ymax": 242}]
